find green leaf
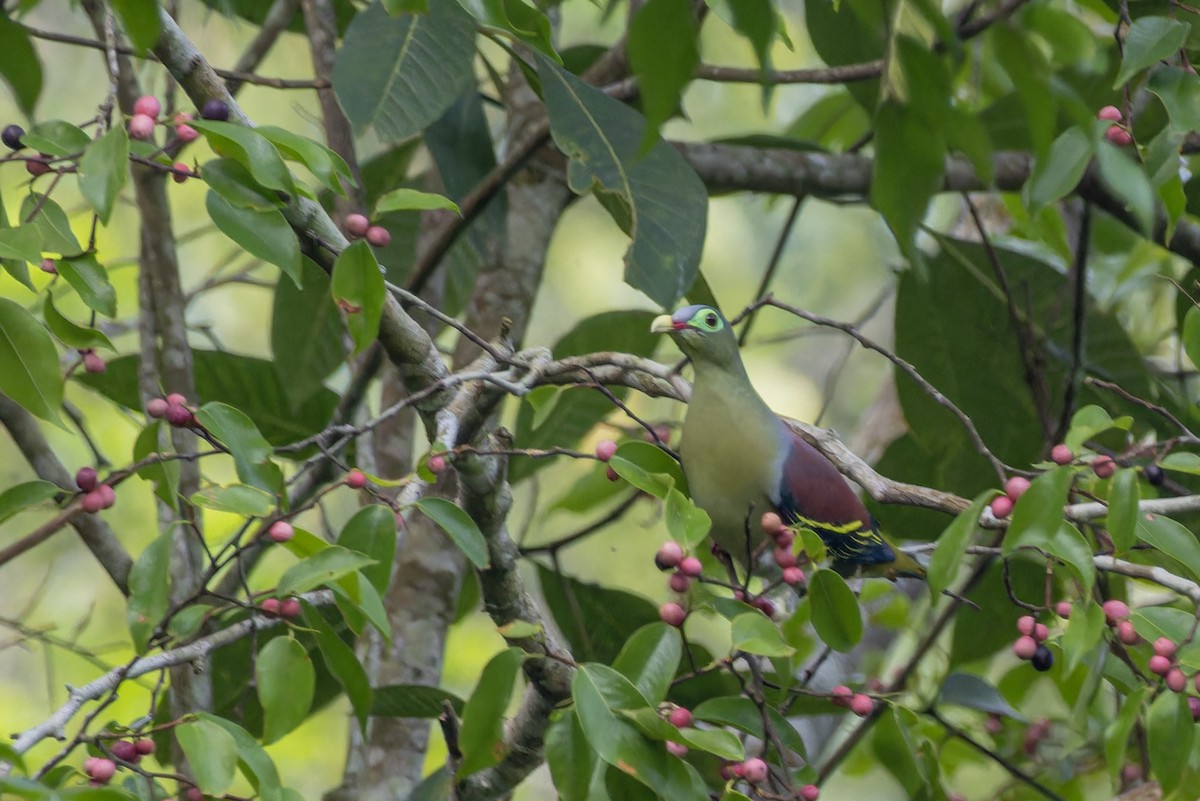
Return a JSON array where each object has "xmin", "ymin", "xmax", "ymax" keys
[
  {"xmin": 330, "ymin": 240, "xmax": 385, "ymax": 353},
  {"xmin": 458, "ymin": 648, "xmax": 524, "ymax": 776},
  {"xmin": 808, "ymin": 569, "xmax": 862, "ymax": 652},
  {"xmin": 537, "ymin": 563, "xmax": 659, "ymax": 664},
  {"xmin": 730, "ymin": 612, "xmax": 794, "ymax": 657},
  {"xmin": 628, "ymin": 0, "xmax": 699, "ymax": 147},
  {"xmin": 664, "ymin": 488, "xmax": 710, "ymax": 548},
  {"xmin": 257, "ymin": 635, "xmax": 316, "ymax": 743},
  {"xmin": 0, "ymin": 16, "xmax": 42, "ymax": 115},
  {"xmin": 1114, "ymin": 17, "xmax": 1191, "ymax": 89},
  {"xmin": 133, "ymin": 422, "xmax": 179, "ymax": 509},
  {"xmin": 21, "ymin": 194, "xmax": 81, "ymax": 254},
  {"xmin": 43, "ymin": 294, "xmax": 114, "ymax": 352},
  {"xmin": 191, "ymin": 482, "xmax": 276, "ymax": 517},
  {"xmin": 873, "ymin": 707, "xmax": 926, "ymax": 795},
  {"xmin": 937, "ymin": 673, "xmax": 1021, "ymax": 718},
  {"xmin": 720, "ymin": 0, "xmax": 777, "ymax": 75},
  {"xmin": 206, "ymin": 191, "xmax": 302, "ymax": 286},
  {"xmin": 1062, "ymin": 600, "xmax": 1105, "ymax": 673},
  {"xmin": 1064, "ymin": 405, "xmax": 1131, "ymax": 453},
  {"xmin": 1147, "ymin": 691, "xmax": 1193, "ymax": 792},
  {"xmin": 196, "ymin": 714, "xmax": 283, "ymax": 801},
  {"xmin": 257, "ymin": 126, "xmax": 354, "ymax": 195},
  {"xmin": 1149, "ymin": 67, "xmax": 1200, "ymax": 132},
  {"xmin": 1183, "ymin": 306, "xmax": 1200, "ymax": 370},
  {"xmin": 190, "ymin": 120, "xmax": 295, "ymax": 196},
  {"xmin": 176, "ymin": 718, "xmax": 238, "ymax": 795},
  {"xmin": 871, "ymin": 99, "xmax": 944, "ymax": 261},
  {"xmin": 196, "ymin": 402, "xmax": 282, "ymax": 494},
  {"xmin": 676, "ymin": 727, "xmax": 744, "ymax": 761},
  {"xmin": 1043, "ymin": 522, "xmax": 1096, "ymax": 595},
  {"xmin": 1095, "ymin": 139, "xmax": 1155, "ymax": 235},
  {"xmin": 546, "ymin": 711, "xmax": 604, "ymax": 801},
  {"xmin": 203, "ymin": 157, "xmax": 283, "ymax": 210},
  {"xmin": 1105, "ymin": 686, "xmax": 1147, "ymax": 783},
  {"xmin": 302, "ymin": 601, "xmax": 373, "ymax": 733},
  {"xmin": 1027, "ymin": 126, "xmax": 1091, "ymax": 211},
  {"xmin": 537, "ymin": 55, "xmax": 707, "ymax": 307},
  {"xmin": 78, "ymin": 126, "xmax": 129, "ymax": 224},
  {"xmin": 927, "ymin": 490, "xmax": 991, "ymax": 597},
  {"xmin": 460, "ymin": 0, "xmax": 556, "ymax": 58},
  {"xmin": 376, "ymin": 187, "xmax": 460, "ymax": 214},
  {"xmin": 1136, "ymin": 513, "xmax": 1200, "ymax": 584},
  {"xmin": 58, "ymin": 255, "xmax": 117, "ymax": 317},
  {"xmin": 0, "ymin": 189, "xmax": 32, "ymax": 289},
  {"xmin": 278, "ymin": 546, "xmax": 377, "ymax": 596},
  {"xmin": 0, "ymin": 297, "xmax": 63, "ymax": 425},
  {"xmin": 271, "ymin": 258, "xmax": 347, "ymax": 404},
  {"xmin": 1003, "ymin": 468, "xmax": 1072, "ymax": 554},
  {"xmin": 337, "ymin": 504, "xmax": 397, "ymax": 596},
  {"xmin": 332, "ymin": 1, "xmax": 476, "ymax": 141},
  {"xmin": 370, "ymin": 684, "xmax": 464, "ymax": 717},
  {"xmin": 413, "ymin": 497, "xmax": 488, "ymax": 568},
  {"xmin": 0, "ymin": 480, "xmax": 61, "ymax": 526},
  {"xmin": 1132, "ymin": 607, "xmax": 1196, "ymax": 645},
  {"xmin": 127, "ymin": 533, "xmax": 173, "ymax": 652},
  {"xmin": 111, "ymin": 0, "xmax": 161, "ymax": 51},
  {"xmin": 611, "ymin": 623, "xmax": 682, "ymax": 704},
  {"xmin": 1106, "ymin": 468, "xmax": 1139, "ymax": 556}
]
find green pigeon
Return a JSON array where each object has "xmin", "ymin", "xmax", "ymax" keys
[{"xmin": 651, "ymin": 304, "xmax": 924, "ymax": 579}]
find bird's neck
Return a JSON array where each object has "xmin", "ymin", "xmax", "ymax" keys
[{"xmin": 686, "ymin": 359, "xmax": 781, "ymax": 439}]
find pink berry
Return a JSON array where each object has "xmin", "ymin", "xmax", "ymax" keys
[
  {"xmin": 98, "ymin": 484, "xmax": 116, "ymax": 508},
  {"xmin": 1148, "ymin": 654, "xmax": 1172, "ymax": 676},
  {"xmin": 849, "ymin": 693, "xmax": 874, "ymax": 717},
  {"xmin": 133, "ymin": 95, "xmax": 161, "ymax": 118},
  {"xmin": 1102, "ymin": 599, "xmax": 1129, "ymax": 624},
  {"xmin": 88, "ymin": 758, "xmax": 116, "ymax": 782},
  {"xmin": 268, "ymin": 521, "xmax": 294, "ymax": 543},
  {"xmin": 605, "ymin": 465, "xmax": 619, "ymax": 482},
  {"xmin": 719, "ymin": 762, "xmax": 738, "ymax": 780},
  {"xmin": 1166, "ymin": 667, "xmax": 1187, "ymax": 692},
  {"xmin": 773, "ymin": 528, "xmax": 794, "ymax": 549},
  {"xmin": 679, "ymin": 556, "xmax": 703, "ymax": 577},
  {"xmin": 990, "ymin": 495, "xmax": 1013, "ymax": 518},
  {"xmin": 1034, "ymin": 623, "xmax": 1049, "ymax": 642},
  {"xmin": 1051, "ymin": 444, "xmax": 1073, "ymax": 465},
  {"xmin": 166, "ymin": 392, "xmax": 188, "ymax": 406},
  {"xmin": 830, "ymin": 685, "xmax": 853, "ymax": 707},
  {"xmin": 1195, "ymin": 672, "xmax": 1200, "ymax": 693},
  {"xmin": 82, "ymin": 491, "xmax": 105, "ymax": 514},
  {"xmin": 39, "ymin": 258, "xmax": 57, "ymax": 274},
  {"xmin": 1121, "ymin": 763, "xmax": 1141, "ymax": 783},
  {"xmin": 345, "ymin": 469, "xmax": 367, "ymax": 489},
  {"xmin": 984, "ymin": 714, "xmax": 1003, "ymax": 735},
  {"xmin": 1116, "ymin": 620, "xmax": 1138, "ymax": 645},
  {"xmin": 134, "ymin": 739, "xmax": 155, "ymax": 755},
  {"xmin": 1190, "ymin": 697, "xmax": 1200, "ymax": 721},
  {"xmin": 175, "ymin": 123, "xmax": 199, "ymax": 143},
  {"xmin": 665, "ymin": 741, "xmax": 688, "ymax": 757},
  {"xmin": 165, "ymin": 403, "xmax": 193, "ymax": 427},
  {"xmin": 366, "ymin": 225, "xmax": 391, "ymax": 247},
  {"xmin": 260, "ymin": 598, "xmax": 281, "ymax": 616},
  {"xmin": 186, "ymin": 787, "xmax": 203, "ymax": 801},
  {"xmin": 1004, "ymin": 476, "xmax": 1031, "ymax": 501},
  {"xmin": 782, "ymin": 566, "xmax": 805, "ymax": 586},
  {"xmin": 26, "ymin": 156, "xmax": 50, "ymax": 176},
  {"xmin": 1105, "ymin": 125, "xmax": 1133, "ymax": 147},
  {"xmin": 760, "ymin": 511, "xmax": 783, "ymax": 535},
  {"xmin": 1016, "ymin": 615, "xmax": 1036, "ymax": 636},
  {"xmin": 594, "ymin": 439, "xmax": 618, "ymax": 462},
  {"xmin": 344, "ymin": 213, "xmax": 370, "ymax": 237},
  {"xmin": 773, "ymin": 546, "xmax": 797, "ymax": 569},
  {"xmin": 659, "ymin": 602, "xmax": 686, "ymax": 627},
  {"xmin": 800, "ymin": 784, "xmax": 820, "ymax": 801},
  {"xmin": 172, "ymin": 162, "xmax": 190, "ymax": 183},
  {"xmin": 644, "ymin": 425, "xmax": 671, "ymax": 445},
  {"xmin": 1097, "ymin": 105, "xmax": 1122, "ymax": 121},
  {"xmin": 668, "ymin": 572, "xmax": 691, "ymax": 593},
  {"xmin": 83, "ymin": 351, "xmax": 106, "ymax": 373},
  {"xmin": 428, "ymin": 455, "xmax": 447, "ymax": 474},
  {"xmin": 668, "ymin": 707, "xmax": 693, "ymax": 728},
  {"xmin": 280, "ymin": 598, "xmax": 301, "ymax": 618},
  {"xmin": 76, "ymin": 466, "xmax": 98, "ymax": 492},
  {"xmin": 1093, "ymin": 454, "xmax": 1117, "ymax": 478},
  {"xmin": 145, "ymin": 398, "xmax": 168, "ymax": 419},
  {"xmin": 129, "ymin": 113, "xmax": 156, "ymax": 140},
  {"xmin": 753, "ymin": 597, "xmax": 776, "ymax": 618},
  {"xmin": 110, "ymin": 740, "xmax": 138, "ymax": 762},
  {"xmin": 741, "ymin": 757, "xmax": 768, "ymax": 784},
  {"xmin": 1055, "ymin": 601, "xmax": 1072, "ymax": 618},
  {"xmin": 1013, "ymin": 635, "xmax": 1038, "ymax": 659},
  {"xmin": 655, "ymin": 541, "xmax": 684, "ymax": 570}
]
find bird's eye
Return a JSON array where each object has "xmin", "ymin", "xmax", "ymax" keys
[{"xmin": 704, "ymin": 312, "xmax": 718, "ymax": 327}]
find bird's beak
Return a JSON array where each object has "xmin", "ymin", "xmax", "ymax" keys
[{"xmin": 650, "ymin": 314, "xmax": 677, "ymax": 334}]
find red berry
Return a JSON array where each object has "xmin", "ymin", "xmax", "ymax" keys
[
  {"xmin": 129, "ymin": 114, "xmax": 156, "ymax": 140},
  {"xmin": 260, "ymin": 598, "xmax": 281, "ymax": 616},
  {"xmin": 134, "ymin": 739, "xmax": 155, "ymax": 755},
  {"xmin": 990, "ymin": 495, "xmax": 1013, "ymax": 518},
  {"xmin": 280, "ymin": 598, "xmax": 301, "ymax": 618},
  {"xmin": 1016, "ymin": 615, "xmax": 1036, "ymax": 636},
  {"xmin": 165, "ymin": 403, "xmax": 193, "ymax": 427},
  {"xmin": 1034, "ymin": 623, "xmax": 1049, "ymax": 642},
  {"xmin": 345, "ymin": 469, "xmax": 367, "ymax": 489},
  {"xmin": 174, "ymin": 111, "xmax": 193, "ymax": 125},
  {"xmin": 1097, "ymin": 105, "xmax": 1122, "ymax": 121},
  {"xmin": 1195, "ymin": 672, "xmax": 1200, "ymax": 693},
  {"xmin": 268, "ymin": 521, "xmax": 294, "ymax": 543},
  {"xmin": 849, "ymin": 693, "xmax": 874, "ymax": 716},
  {"xmin": 655, "ymin": 541, "xmax": 684, "ymax": 570},
  {"xmin": 166, "ymin": 392, "xmax": 188, "ymax": 406},
  {"xmin": 366, "ymin": 225, "xmax": 391, "ymax": 247},
  {"xmin": 1166, "ymin": 667, "xmax": 1187, "ymax": 692},
  {"xmin": 82, "ymin": 491, "xmax": 105, "ymax": 514},
  {"xmin": 719, "ymin": 762, "xmax": 739, "ymax": 780},
  {"xmin": 428, "ymin": 455, "xmax": 447, "ymax": 474},
  {"xmin": 175, "ymin": 123, "xmax": 199, "ymax": 143},
  {"xmin": 760, "ymin": 511, "xmax": 783, "ymax": 535},
  {"xmin": 1105, "ymin": 125, "xmax": 1133, "ymax": 147},
  {"xmin": 186, "ymin": 787, "xmax": 203, "ymax": 801},
  {"xmin": 668, "ymin": 572, "xmax": 691, "ymax": 593},
  {"xmin": 87, "ymin": 758, "xmax": 116, "ymax": 782},
  {"xmin": 76, "ymin": 467, "xmax": 98, "ymax": 492},
  {"xmin": 1148, "ymin": 654, "xmax": 1172, "ymax": 676},
  {"xmin": 1013, "ymin": 635, "xmax": 1038, "ymax": 659},
  {"xmin": 134, "ymin": 95, "xmax": 160, "ymax": 118},
  {"xmin": 772, "ymin": 528, "xmax": 794, "ymax": 549},
  {"xmin": 1055, "ymin": 601, "xmax": 1072, "ymax": 618},
  {"xmin": 773, "ymin": 546, "xmax": 797, "ymax": 569},
  {"xmin": 1116, "ymin": 620, "xmax": 1138, "ymax": 645},
  {"xmin": 800, "ymin": 784, "xmax": 820, "ymax": 801},
  {"xmin": 594, "ymin": 439, "xmax": 618, "ymax": 462},
  {"xmin": 830, "ymin": 685, "xmax": 853, "ymax": 707},
  {"xmin": 741, "ymin": 757, "xmax": 768, "ymax": 784},
  {"xmin": 753, "ymin": 597, "xmax": 776, "ymax": 618},
  {"xmin": 679, "ymin": 556, "xmax": 702, "ymax": 577},
  {"xmin": 659, "ymin": 602, "xmax": 686, "ymax": 627},
  {"xmin": 668, "ymin": 707, "xmax": 693, "ymax": 728},
  {"xmin": 1093, "ymin": 454, "xmax": 1117, "ymax": 478},
  {"xmin": 605, "ymin": 465, "xmax": 619, "ymax": 482},
  {"xmin": 83, "ymin": 351, "xmax": 106, "ymax": 373},
  {"xmin": 782, "ymin": 566, "xmax": 805, "ymax": 586},
  {"xmin": 98, "ymin": 484, "xmax": 116, "ymax": 508},
  {"xmin": 1004, "ymin": 476, "xmax": 1031, "ymax": 501},
  {"xmin": 1050, "ymin": 444, "xmax": 1073, "ymax": 465},
  {"xmin": 201, "ymin": 99, "xmax": 230, "ymax": 121},
  {"xmin": 643, "ymin": 425, "xmax": 671, "ymax": 445},
  {"xmin": 172, "ymin": 162, "xmax": 190, "ymax": 183},
  {"xmin": 984, "ymin": 714, "xmax": 1003, "ymax": 735},
  {"xmin": 1102, "ymin": 599, "xmax": 1129, "ymax": 624},
  {"xmin": 665, "ymin": 741, "xmax": 688, "ymax": 758},
  {"xmin": 1121, "ymin": 763, "xmax": 1141, "ymax": 783},
  {"xmin": 110, "ymin": 740, "xmax": 138, "ymax": 762},
  {"xmin": 344, "ymin": 213, "xmax": 370, "ymax": 238},
  {"xmin": 1190, "ymin": 697, "xmax": 1200, "ymax": 721},
  {"xmin": 39, "ymin": 258, "xmax": 57, "ymax": 274}
]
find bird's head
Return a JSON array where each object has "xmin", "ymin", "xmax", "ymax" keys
[{"xmin": 651, "ymin": 305, "xmax": 742, "ymax": 369}]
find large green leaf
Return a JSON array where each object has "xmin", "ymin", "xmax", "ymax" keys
[
  {"xmin": 0, "ymin": 480, "xmax": 61, "ymax": 526},
  {"xmin": 1114, "ymin": 17, "xmax": 1191, "ymax": 89},
  {"xmin": 628, "ymin": 0, "xmax": 699, "ymax": 147},
  {"xmin": 0, "ymin": 297, "xmax": 63, "ymax": 424},
  {"xmin": 256, "ymin": 126, "xmax": 354, "ymax": 195},
  {"xmin": 1027, "ymin": 126, "xmax": 1092, "ymax": 211},
  {"xmin": 43, "ymin": 294, "xmax": 114, "ymax": 351},
  {"xmin": 302, "ymin": 601, "xmax": 373, "ymax": 733},
  {"xmin": 58, "ymin": 255, "xmax": 117, "ymax": 318},
  {"xmin": 277, "ymin": 546, "xmax": 376, "ymax": 596},
  {"xmin": 1137, "ymin": 513, "xmax": 1200, "ymax": 584},
  {"xmin": 330, "ymin": 240, "xmax": 384, "ymax": 353},
  {"xmin": 413, "ymin": 497, "xmax": 488, "ymax": 569},
  {"xmin": 206, "ymin": 191, "xmax": 302, "ymax": 285},
  {"xmin": 196, "ymin": 402, "xmax": 283, "ymax": 494},
  {"xmin": 537, "ymin": 55, "xmax": 707, "ymax": 308},
  {"xmin": 332, "ymin": 1, "xmax": 476, "ymax": 141},
  {"xmin": 77, "ymin": 126, "xmax": 129, "ymax": 224},
  {"xmin": 197, "ymin": 714, "xmax": 283, "ymax": 801},
  {"xmin": 338, "ymin": 504, "xmax": 397, "ymax": 595},
  {"xmin": 545, "ymin": 711, "xmax": 605, "ymax": 801},
  {"xmin": 257, "ymin": 635, "xmax": 316, "ymax": 744},
  {"xmin": 176, "ymin": 718, "xmax": 238, "ymax": 795},
  {"xmin": 21, "ymin": 194, "xmax": 81, "ymax": 255},
  {"xmin": 0, "ymin": 16, "xmax": 42, "ymax": 115},
  {"xmin": 111, "ymin": 0, "xmax": 161, "ymax": 51},
  {"xmin": 127, "ymin": 531, "xmax": 172, "ymax": 653},
  {"xmin": 190, "ymin": 121, "xmax": 295, "ymax": 196},
  {"xmin": 807, "ymin": 569, "xmax": 862, "ymax": 652},
  {"xmin": 537, "ymin": 563, "xmax": 659, "ymax": 664},
  {"xmin": 1147, "ymin": 691, "xmax": 1193, "ymax": 792},
  {"xmin": 611, "ymin": 623, "xmax": 682, "ymax": 704},
  {"xmin": 457, "ymin": 648, "xmax": 524, "ymax": 776},
  {"xmin": 271, "ymin": 258, "xmax": 347, "ymax": 404},
  {"xmin": 927, "ymin": 491, "xmax": 992, "ymax": 597},
  {"xmin": 371, "ymin": 684, "xmax": 464, "ymax": 717},
  {"xmin": 0, "ymin": 189, "xmax": 32, "ymax": 289}
]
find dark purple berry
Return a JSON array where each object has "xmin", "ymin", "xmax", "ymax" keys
[
  {"xmin": 1144, "ymin": 464, "xmax": 1164, "ymax": 486},
  {"xmin": 1031, "ymin": 644, "xmax": 1053, "ymax": 672},
  {"xmin": 201, "ymin": 99, "xmax": 229, "ymax": 121},
  {"xmin": 2, "ymin": 124, "xmax": 24, "ymax": 150}
]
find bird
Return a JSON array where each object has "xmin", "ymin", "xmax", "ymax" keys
[{"xmin": 650, "ymin": 304, "xmax": 924, "ymax": 580}]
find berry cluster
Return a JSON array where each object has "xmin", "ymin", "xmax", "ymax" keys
[
  {"xmin": 989, "ymin": 475, "xmax": 1031, "ymax": 518},
  {"xmin": 82, "ymin": 738, "xmax": 154, "ymax": 785},
  {"xmin": 830, "ymin": 683, "xmax": 876, "ymax": 716},
  {"xmin": 760, "ymin": 512, "xmax": 805, "ymax": 586},
  {"xmin": 146, "ymin": 393, "xmax": 196, "ymax": 428},
  {"xmin": 76, "ymin": 467, "xmax": 116, "ymax": 514},
  {"xmin": 1098, "ymin": 105, "xmax": 1133, "ymax": 147},
  {"xmin": 594, "ymin": 438, "xmax": 620, "ymax": 481},
  {"xmin": 260, "ymin": 597, "xmax": 301, "ymax": 618},
  {"xmin": 1011, "ymin": 615, "xmax": 1053, "ymax": 671},
  {"xmin": 343, "ymin": 213, "xmax": 392, "ymax": 248}
]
